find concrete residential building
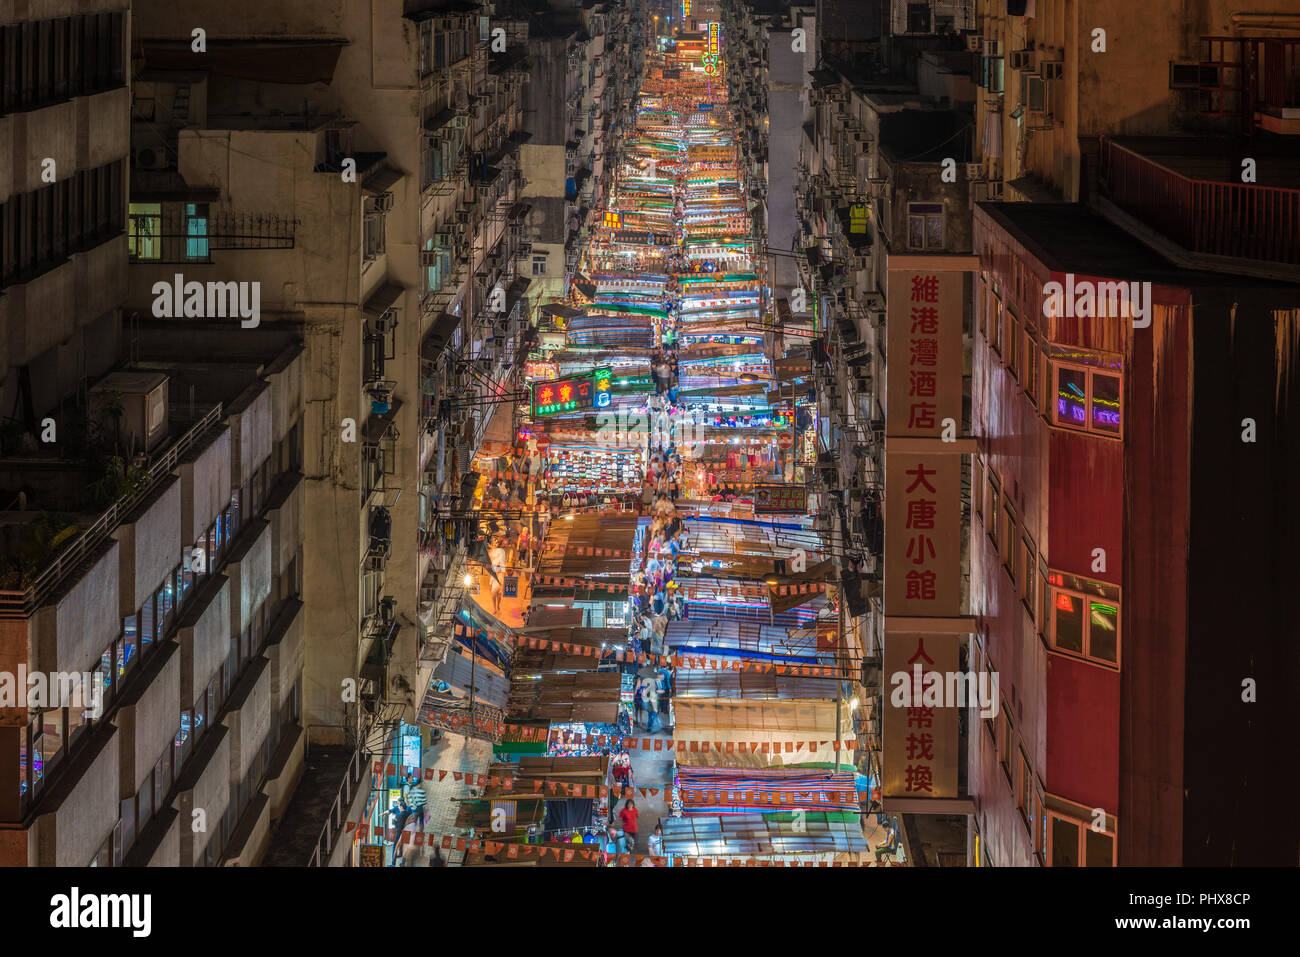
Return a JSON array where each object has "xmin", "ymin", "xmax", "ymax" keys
[
  {"xmin": 122, "ymin": 0, "xmax": 535, "ymax": 864},
  {"xmin": 1, "ymin": 315, "xmax": 310, "ymax": 866}
]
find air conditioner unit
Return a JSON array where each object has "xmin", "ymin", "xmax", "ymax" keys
[
  {"xmin": 983, "ymin": 39, "xmax": 1001, "ymax": 57},
  {"xmin": 1009, "ymin": 49, "xmax": 1033, "ymax": 71},
  {"xmin": 1040, "ymin": 61, "xmax": 1064, "ymax": 81},
  {"xmin": 421, "ymin": 249, "xmax": 439, "ymax": 267},
  {"xmin": 965, "ymin": 34, "xmax": 983, "ymax": 52},
  {"xmin": 134, "ymin": 146, "xmax": 167, "ymax": 170},
  {"xmin": 375, "ymin": 192, "xmax": 395, "ymax": 213},
  {"xmin": 965, "ymin": 163, "xmax": 984, "ymax": 180}
]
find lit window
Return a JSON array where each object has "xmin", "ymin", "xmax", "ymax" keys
[
  {"xmin": 128, "ymin": 203, "xmax": 161, "ymax": 260},
  {"xmin": 185, "ymin": 203, "xmax": 209, "ymax": 260},
  {"xmin": 1048, "ymin": 575, "xmax": 1121, "ymax": 667},
  {"xmin": 1053, "ymin": 362, "xmax": 1122, "ymax": 436}
]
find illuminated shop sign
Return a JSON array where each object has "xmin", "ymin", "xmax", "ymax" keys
[
  {"xmin": 531, "ymin": 368, "xmax": 612, "ymax": 417},
  {"xmin": 708, "ymin": 22, "xmax": 719, "ymax": 55},
  {"xmin": 603, "ymin": 211, "xmax": 622, "ymax": 228}
]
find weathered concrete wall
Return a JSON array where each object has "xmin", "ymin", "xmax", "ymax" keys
[
  {"xmin": 181, "ymin": 427, "xmax": 234, "ymax": 546},
  {"xmin": 38, "ymin": 543, "xmax": 121, "ymax": 675},
  {"xmin": 226, "ymin": 659, "xmax": 271, "ymax": 782},
  {"xmin": 116, "ymin": 477, "xmax": 183, "ymax": 616},
  {"xmin": 34, "ymin": 729, "xmax": 120, "ymax": 867},
  {"xmin": 267, "ymin": 602, "xmax": 304, "ymax": 709},
  {"xmin": 176, "ymin": 728, "xmax": 232, "ymax": 866},
  {"xmin": 121, "ymin": 646, "xmax": 181, "ymax": 792},
  {"xmin": 145, "ymin": 814, "xmax": 181, "ymax": 866},
  {"xmin": 229, "ymin": 521, "xmax": 273, "ymax": 636},
  {"xmin": 231, "ymin": 382, "xmax": 274, "ymax": 486},
  {"xmin": 179, "ymin": 576, "xmax": 232, "ymax": 705}
]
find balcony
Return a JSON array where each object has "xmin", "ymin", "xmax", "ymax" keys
[
  {"xmin": 1097, "ymin": 135, "xmax": 1300, "ymax": 269},
  {"xmin": 1197, "ymin": 36, "xmax": 1300, "ymax": 135}
]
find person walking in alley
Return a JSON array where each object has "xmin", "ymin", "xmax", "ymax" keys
[
  {"xmin": 619, "ymin": 798, "xmax": 640, "ymax": 852},
  {"xmin": 633, "ymin": 678, "xmax": 647, "ymax": 729},
  {"xmin": 404, "ymin": 775, "xmax": 428, "ymax": 829}
]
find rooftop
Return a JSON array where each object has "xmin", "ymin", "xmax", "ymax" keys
[{"xmin": 977, "ymin": 202, "xmax": 1300, "ymax": 290}]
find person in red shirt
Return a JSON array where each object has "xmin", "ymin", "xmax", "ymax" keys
[{"xmin": 619, "ymin": 799, "xmax": 640, "ymax": 852}]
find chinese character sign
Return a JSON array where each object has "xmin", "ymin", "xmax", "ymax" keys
[
  {"xmin": 532, "ymin": 368, "xmax": 612, "ymax": 417},
  {"xmin": 882, "ymin": 633, "xmax": 960, "ymax": 799},
  {"xmin": 883, "ymin": 452, "xmax": 961, "ymax": 617},
  {"xmin": 885, "ymin": 270, "xmax": 963, "ymax": 437}
]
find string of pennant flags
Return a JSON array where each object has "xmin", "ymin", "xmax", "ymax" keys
[
  {"xmin": 515, "ymin": 634, "xmax": 849, "ymax": 677},
  {"xmin": 373, "ymin": 758, "xmax": 869, "ymax": 804},
  {"xmin": 533, "ymin": 574, "xmax": 829, "ymax": 598},
  {"xmin": 343, "ymin": 826, "xmax": 883, "ymax": 866}
]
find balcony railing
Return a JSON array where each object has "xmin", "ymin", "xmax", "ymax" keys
[
  {"xmin": 1098, "ymin": 137, "xmax": 1300, "ymax": 266},
  {"xmin": 0, "ymin": 403, "xmax": 224, "ymax": 619}
]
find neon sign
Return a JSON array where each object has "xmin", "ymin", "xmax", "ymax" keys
[
  {"xmin": 708, "ymin": 22, "xmax": 719, "ymax": 55},
  {"xmin": 531, "ymin": 368, "xmax": 612, "ymax": 417}
]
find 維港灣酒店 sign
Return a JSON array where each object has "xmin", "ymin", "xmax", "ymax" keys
[
  {"xmin": 885, "ymin": 270, "xmax": 964, "ymax": 437},
  {"xmin": 531, "ymin": 368, "xmax": 612, "ymax": 417}
]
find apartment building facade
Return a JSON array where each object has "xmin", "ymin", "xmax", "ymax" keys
[{"xmin": 1, "ymin": 315, "xmax": 309, "ymax": 866}]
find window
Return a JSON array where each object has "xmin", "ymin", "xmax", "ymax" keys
[
  {"xmin": 1038, "ymin": 558, "xmax": 1050, "ymax": 641},
  {"xmin": 906, "ymin": 3, "xmax": 932, "ymax": 33},
  {"xmin": 1018, "ymin": 748, "xmax": 1032, "ymax": 825},
  {"xmin": 1049, "ymin": 576, "xmax": 1121, "ymax": 667},
  {"xmin": 119, "ymin": 621, "xmax": 138, "ymax": 678},
  {"xmin": 531, "ymin": 254, "xmax": 547, "ymax": 276},
  {"xmin": 363, "ymin": 196, "xmax": 387, "ymax": 260},
  {"xmin": 977, "ymin": 277, "xmax": 987, "ymax": 340},
  {"xmin": 178, "ymin": 709, "xmax": 195, "ymax": 767},
  {"xmin": 998, "ymin": 705, "xmax": 1013, "ymax": 782},
  {"xmin": 906, "ymin": 203, "xmax": 944, "ymax": 251},
  {"xmin": 986, "ymin": 475, "xmax": 1000, "ymax": 547},
  {"xmin": 1024, "ymin": 328, "xmax": 1039, "ymax": 404},
  {"xmin": 118, "ymin": 796, "xmax": 135, "ymax": 858},
  {"xmin": 989, "ymin": 294, "xmax": 1002, "ymax": 354},
  {"xmin": 127, "ymin": 203, "xmax": 160, "ymax": 259},
  {"xmin": 982, "ymin": 55, "xmax": 1005, "ymax": 94},
  {"xmin": 1020, "ymin": 537, "xmax": 1036, "ymax": 622},
  {"xmin": 1001, "ymin": 502, "xmax": 1016, "ymax": 576},
  {"xmin": 1049, "ymin": 809, "xmax": 1116, "ymax": 866},
  {"xmin": 1053, "ymin": 362, "xmax": 1122, "ymax": 436},
  {"xmin": 185, "ymin": 203, "xmax": 209, "ymax": 260},
  {"xmin": 1034, "ymin": 787, "xmax": 1047, "ymax": 864},
  {"xmin": 972, "ymin": 457, "xmax": 984, "ymax": 522},
  {"xmin": 1006, "ymin": 308, "xmax": 1019, "ymax": 379}
]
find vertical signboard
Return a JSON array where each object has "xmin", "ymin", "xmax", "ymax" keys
[
  {"xmin": 882, "ymin": 633, "xmax": 961, "ymax": 798},
  {"xmin": 883, "ymin": 451, "xmax": 962, "ymax": 617},
  {"xmin": 885, "ymin": 269, "xmax": 964, "ymax": 437},
  {"xmin": 881, "ymin": 256, "xmax": 974, "ymax": 806}
]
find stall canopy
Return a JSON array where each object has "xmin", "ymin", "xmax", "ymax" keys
[
  {"xmin": 540, "ymin": 515, "xmax": 638, "ymax": 577},
  {"xmin": 661, "ymin": 812, "xmax": 869, "ymax": 857},
  {"xmin": 507, "ymin": 670, "xmax": 621, "ymax": 724},
  {"xmin": 514, "ymin": 627, "xmax": 626, "ymax": 671}
]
